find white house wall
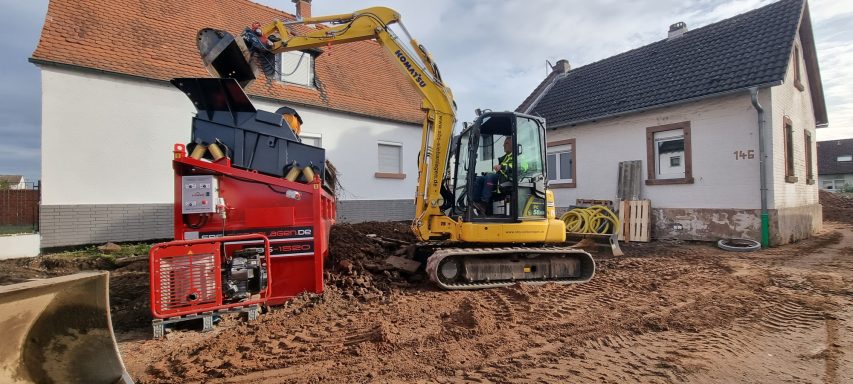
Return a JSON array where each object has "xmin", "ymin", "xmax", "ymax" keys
[
  {"xmin": 38, "ymin": 67, "xmax": 420, "ymax": 247},
  {"xmin": 548, "ymin": 91, "xmax": 766, "ymax": 211},
  {"xmin": 41, "ymin": 67, "xmax": 192, "ymax": 205}
]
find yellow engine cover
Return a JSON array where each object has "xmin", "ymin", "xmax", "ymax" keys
[{"xmin": 458, "ymin": 219, "xmax": 566, "ymax": 243}]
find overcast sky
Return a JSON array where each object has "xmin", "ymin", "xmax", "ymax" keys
[{"xmin": 1, "ymin": 0, "xmax": 851, "ymax": 182}]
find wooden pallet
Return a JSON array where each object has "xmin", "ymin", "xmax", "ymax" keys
[
  {"xmin": 152, "ymin": 304, "xmax": 260, "ymax": 339},
  {"xmin": 618, "ymin": 200, "xmax": 651, "ymax": 242}
]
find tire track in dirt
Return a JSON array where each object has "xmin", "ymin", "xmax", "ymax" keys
[{"xmin": 126, "ymin": 225, "xmax": 853, "ymax": 383}]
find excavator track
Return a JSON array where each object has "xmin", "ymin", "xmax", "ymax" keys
[{"xmin": 426, "ymin": 247, "xmax": 596, "ymax": 290}]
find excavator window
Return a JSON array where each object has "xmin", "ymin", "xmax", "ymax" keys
[
  {"xmin": 514, "ymin": 116, "xmax": 548, "ymax": 219},
  {"xmin": 449, "ymin": 112, "xmax": 547, "ymax": 222}
]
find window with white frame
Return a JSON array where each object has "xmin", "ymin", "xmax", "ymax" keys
[
  {"xmin": 823, "ymin": 179, "xmax": 847, "ymax": 191},
  {"xmin": 654, "ymin": 129, "xmax": 686, "ymax": 179},
  {"xmin": 546, "ymin": 142, "xmax": 574, "ymax": 185},
  {"xmin": 300, "ymin": 132, "xmax": 322, "ymax": 148},
  {"xmin": 377, "ymin": 142, "xmax": 403, "ymax": 175},
  {"xmin": 645, "ymin": 122, "xmax": 693, "ymax": 185},
  {"xmin": 276, "ymin": 51, "xmax": 314, "ymax": 87}
]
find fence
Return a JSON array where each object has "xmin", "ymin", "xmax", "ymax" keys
[{"xmin": 0, "ymin": 181, "xmax": 40, "ymax": 234}]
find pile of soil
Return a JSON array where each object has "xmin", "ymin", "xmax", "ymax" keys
[
  {"xmin": 324, "ymin": 221, "xmax": 418, "ymax": 301},
  {"xmin": 820, "ymin": 190, "xmax": 853, "ymax": 223}
]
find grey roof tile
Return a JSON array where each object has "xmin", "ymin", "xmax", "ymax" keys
[
  {"xmin": 524, "ymin": 0, "xmax": 804, "ymax": 127},
  {"xmin": 818, "ymin": 139, "xmax": 853, "ymax": 175}
]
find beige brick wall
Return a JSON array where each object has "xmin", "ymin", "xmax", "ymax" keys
[{"xmin": 768, "ymin": 32, "xmax": 820, "ymax": 209}]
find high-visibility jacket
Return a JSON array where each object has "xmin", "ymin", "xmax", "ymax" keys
[{"xmin": 496, "ymin": 153, "xmax": 528, "ymax": 191}]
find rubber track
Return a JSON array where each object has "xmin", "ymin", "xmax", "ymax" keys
[{"xmin": 426, "ymin": 246, "xmax": 596, "ymax": 290}]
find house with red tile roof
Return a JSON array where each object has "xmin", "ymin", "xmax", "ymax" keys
[{"xmin": 31, "ymin": 0, "xmax": 424, "ymax": 248}]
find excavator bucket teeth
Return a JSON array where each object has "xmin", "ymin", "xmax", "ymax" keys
[
  {"xmin": 0, "ymin": 272, "xmax": 133, "ymax": 384},
  {"xmin": 197, "ymin": 28, "xmax": 257, "ymax": 88}
]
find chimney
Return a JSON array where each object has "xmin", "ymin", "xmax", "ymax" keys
[
  {"xmin": 668, "ymin": 22, "xmax": 688, "ymax": 40},
  {"xmin": 552, "ymin": 59, "xmax": 571, "ymax": 74},
  {"xmin": 293, "ymin": 0, "xmax": 312, "ymax": 19}
]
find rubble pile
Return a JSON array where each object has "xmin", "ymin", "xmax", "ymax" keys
[{"xmin": 324, "ymin": 221, "xmax": 419, "ymax": 301}]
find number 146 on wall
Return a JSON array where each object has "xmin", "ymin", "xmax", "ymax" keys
[{"xmin": 733, "ymin": 150, "xmax": 755, "ymax": 160}]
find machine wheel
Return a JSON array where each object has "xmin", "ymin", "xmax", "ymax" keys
[{"xmin": 717, "ymin": 238, "xmax": 761, "ymax": 252}]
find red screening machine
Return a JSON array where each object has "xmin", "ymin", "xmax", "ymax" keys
[{"xmin": 149, "ymin": 78, "xmax": 335, "ymax": 336}]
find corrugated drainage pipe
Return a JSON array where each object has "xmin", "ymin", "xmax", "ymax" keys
[{"xmin": 750, "ymin": 87, "xmax": 770, "ymax": 248}]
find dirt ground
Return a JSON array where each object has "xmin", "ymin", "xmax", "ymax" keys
[{"xmin": 1, "ymin": 192, "xmax": 851, "ymax": 383}]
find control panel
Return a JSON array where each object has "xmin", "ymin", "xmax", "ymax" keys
[{"xmin": 181, "ymin": 175, "xmax": 219, "ymax": 214}]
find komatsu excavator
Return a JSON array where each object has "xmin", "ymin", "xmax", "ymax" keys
[{"xmin": 197, "ymin": 6, "xmax": 595, "ymax": 289}]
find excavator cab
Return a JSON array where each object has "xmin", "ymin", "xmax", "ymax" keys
[{"xmin": 449, "ymin": 111, "xmax": 548, "ymax": 222}]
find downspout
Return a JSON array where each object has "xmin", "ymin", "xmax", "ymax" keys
[{"xmin": 749, "ymin": 87, "xmax": 770, "ymax": 248}]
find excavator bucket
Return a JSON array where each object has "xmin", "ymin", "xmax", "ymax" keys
[
  {"xmin": 197, "ymin": 28, "xmax": 258, "ymax": 87},
  {"xmin": 0, "ymin": 272, "xmax": 133, "ymax": 384}
]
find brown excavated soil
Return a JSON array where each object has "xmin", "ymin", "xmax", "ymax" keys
[{"xmin": 1, "ymin": 206, "xmax": 851, "ymax": 383}]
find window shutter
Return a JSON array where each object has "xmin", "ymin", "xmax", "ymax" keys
[
  {"xmin": 278, "ymin": 51, "xmax": 314, "ymax": 86},
  {"xmin": 378, "ymin": 144, "xmax": 401, "ymax": 173}
]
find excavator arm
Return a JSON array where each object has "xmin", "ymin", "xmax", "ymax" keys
[{"xmin": 198, "ymin": 7, "xmax": 458, "ymax": 241}]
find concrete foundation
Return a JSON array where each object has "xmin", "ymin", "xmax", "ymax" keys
[
  {"xmin": 40, "ymin": 204, "xmax": 173, "ymax": 248},
  {"xmin": 651, "ymin": 208, "xmax": 763, "ymax": 242},
  {"xmin": 769, "ymin": 203, "xmax": 822, "ymax": 246},
  {"xmin": 0, "ymin": 234, "xmax": 41, "ymax": 259},
  {"xmin": 336, "ymin": 199, "xmax": 414, "ymax": 223},
  {"xmin": 646, "ymin": 205, "xmax": 821, "ymax": 245}
]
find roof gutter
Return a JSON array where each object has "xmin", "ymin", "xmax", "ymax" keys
[
  {"xmin": 749, "ymin": 87, "xmax": 770, "ymax": 248},
  {"xmin": 547, "ymin": 81, "xmax": 783, "ymax": 130}
]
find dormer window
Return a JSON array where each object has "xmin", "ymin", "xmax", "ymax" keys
[{"xmin": 276, "ymin": 51, "xmax": 315, "ymax": 87}]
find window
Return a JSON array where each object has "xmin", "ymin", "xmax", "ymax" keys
[
  {"xmin": 479, "ymin": 134, "xmax": 494, "ymax": 161},
  {"xmin": 804, "ymin": 130, "xmax": 814, "ymax": 184},
  {"xmin": 300, "ymin": 132, "xmax": 322, "ymax": 148},
  {"xmin": 375, "ymin": 141, "xmax": 405, "ymax": 179},
  {"xmin": 646, "ymin": 121, "xmax": 693, "ymax": 185},
  {"xmin": 793, "ymin": 46, "xmax": 804, "ymax": 91},
  {"xmin": 823, "ymin": 179, "xmax": 847, "ymax": 191},
  {"xmin": 547, "ymin": 139, "xmax": 576, "ymax": 188},
  {"xmin": 783, "ymin": 116, "xmax": 797, "ymax": 183},
  {"xmin": 839, "ymin": 155, "xmax": 853, "ymax": 162},
  {"xmin": 276, "ymin": 51, "xmax": 314, "ymax": 87}
]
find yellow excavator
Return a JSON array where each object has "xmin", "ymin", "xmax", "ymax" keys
[{"xmin": 198, "ymin": 6, "xmax": 595, "ymax": 289}]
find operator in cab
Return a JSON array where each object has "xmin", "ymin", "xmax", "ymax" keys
[{"xmin": 472, "ymin": 136, "xmax": 526, "ymax": 214}]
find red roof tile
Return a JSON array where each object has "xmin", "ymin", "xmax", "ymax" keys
[{"xmin": 31, "ymin": 0, "xmax": 423, "ymax": 124}]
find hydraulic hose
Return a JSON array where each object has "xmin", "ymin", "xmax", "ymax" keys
[{"xmin": 560, "ymin": 205, "xmax": 620, "ymax": 235}]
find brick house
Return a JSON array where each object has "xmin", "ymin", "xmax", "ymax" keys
[
  {"xmin": 31, "ymin": 0, "xmax": 424, "ymax": 248},
  {"xmin": 518, "ymin": 0, "xmax": 826, "ymax": 245}
]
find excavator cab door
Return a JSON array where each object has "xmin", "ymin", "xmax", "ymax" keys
[{"xmin": 450, "ymin": 112, "xmax": 548, "ymax": 222}]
